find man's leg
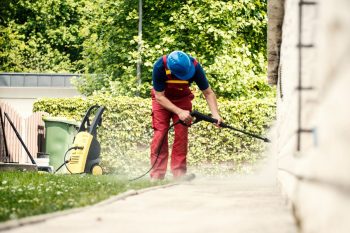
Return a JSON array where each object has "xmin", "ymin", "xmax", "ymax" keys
[
  {"xmin": 171, "ymin": 113, "xmax": 189, "ymax": 177},
  {"xmin": 170, "ymin": 98, "xmax": 192, "ymax": 178},
  {"xmin": 150, "ymin": 107, "xmax": 172, "ymax": 179}
]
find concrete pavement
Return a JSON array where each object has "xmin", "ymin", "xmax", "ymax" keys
[{"xmin": 3, "ymin": 175, "xmax": 297, "ymax": 233}]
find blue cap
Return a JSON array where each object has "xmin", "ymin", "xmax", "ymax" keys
[{"xmin": 167, "ymin": 51, "xmax": 195, "ymax": 80}]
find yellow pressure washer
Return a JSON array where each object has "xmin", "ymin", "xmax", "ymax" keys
[{"xmin": 56, "ymin": 105, "xmax": 105, "ymax": 175}]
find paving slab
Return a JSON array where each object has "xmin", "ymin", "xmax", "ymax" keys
[{"xmin": 3, "ymin": 176, "xmax": 297, "ymax": 233}]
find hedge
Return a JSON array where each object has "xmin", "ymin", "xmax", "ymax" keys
[{"xmin": 34, "ymin": 93, "xmax": 275, "ymax": 176}]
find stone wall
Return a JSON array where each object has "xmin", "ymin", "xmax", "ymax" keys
[{"xmin": 269, "ymin": 0, "xmax": 350, "ymax": 232}]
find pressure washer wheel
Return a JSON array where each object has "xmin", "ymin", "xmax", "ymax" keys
[{"xmin": 91, "ymin": 164, "xmax": 103, "ymax": 175}]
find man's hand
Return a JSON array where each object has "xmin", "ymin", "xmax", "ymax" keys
[
  {"xmin": 178, "ymin": 110, "xmax": 193, "ymax": 125},
  {"xmin": 212, "ymin": 114, "xmax": 223, "ymax": 127}
]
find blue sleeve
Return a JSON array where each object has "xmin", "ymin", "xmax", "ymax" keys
[
  {"xmin": 152, "ymin": 57, "xmax": 166, "ymax": 92},
  {"xmin": 193, "ymin": 63, "xmax": 209, "ymax": 90}
]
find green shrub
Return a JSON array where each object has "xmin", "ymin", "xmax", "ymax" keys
[{"xmin": 34, "ymin": 93, "xmax": 275, "ymax": 176}]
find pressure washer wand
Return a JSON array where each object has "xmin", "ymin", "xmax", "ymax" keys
[{"xmin": 190, "ymin": 110, "xmax": 271, "ymax": 143}]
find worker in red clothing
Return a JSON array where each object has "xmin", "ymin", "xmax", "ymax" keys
[{"xmin": 151, "ymin": 50, "xmax": 222, "ymax": 180}]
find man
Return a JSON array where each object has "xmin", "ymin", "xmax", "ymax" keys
[{"xmin": 151, "ymin": 50, "xmax": 222, "ymax": 180}]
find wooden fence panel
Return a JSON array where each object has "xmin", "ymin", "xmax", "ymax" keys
[
  {"xmin": 0, "ymin": 107, "xmax": 9, "ymax": 162},
  {"xmin": 0, "ymin": 101, "xmax": 22, "ymax": 163},
  {"xmin": 24, "ymin": 112, "xmax": 48, "ymax": 163}
]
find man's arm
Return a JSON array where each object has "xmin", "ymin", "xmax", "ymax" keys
[
  {"xmin": 191, "ymin": 62, "xmax": 221, "ymax": 125},
  {"xmin": 154, "ymin": 91, "xmax": 193, "ymax": 124},
  {"xmin": 201, "ymin": 87, "xmax": 222, "ymax": 126}
]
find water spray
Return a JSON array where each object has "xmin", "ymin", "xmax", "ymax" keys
[{"xmin": 130, "ymin": 110, "xmax": 271, "ymax": 181}]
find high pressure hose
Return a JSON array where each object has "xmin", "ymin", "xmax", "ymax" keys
[
  {"xmin": 190, "ymin": 111, "xmax": 271, "ymax": 142},
  {"xmin": 54, "ymin": 110, "xmax": 269, "ymax": 179},
  {"xmin": 128, "ymin": 121, "xmax": 181, "ymax": 181},
  {"xmin": 54, "ymin": 146, "xmax": 84, "ymax": 174},
  {"xmin": 129, "ymin": 110, "xmax": 271, "ymax": 181}
]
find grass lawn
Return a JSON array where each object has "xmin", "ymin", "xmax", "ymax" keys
[{"xmin": 0, "ymin": 171, "xmax": 164, "ymax": 222}]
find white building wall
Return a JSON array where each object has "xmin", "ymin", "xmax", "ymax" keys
[
  {"xmin": 272, "ymin": 0, "xmax": 350, "ymax": 232},
  {"xmin": 0, "ymin": 87, "xmax": 81, "ymax": 118}
]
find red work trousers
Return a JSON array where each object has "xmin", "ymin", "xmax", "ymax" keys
[{"xmin": 150, "ymin": 92, "xmax": 193, "ymax": 179}]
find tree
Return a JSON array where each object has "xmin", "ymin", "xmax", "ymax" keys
[
  {"xmin": 1, "ymin": 0, "xmax": 271, "ymax": 99},
  {"xmin": 0, "ymin": 0, "xmax": 86, "ymax": 72}
]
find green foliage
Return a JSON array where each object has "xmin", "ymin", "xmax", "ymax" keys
[
  {"xmin": 78, "ymin": 0, "xmax": 268, "ymax": 98},
  {"xmin": 33, "ymin": 93, "xmax": 275, "ymax": 176},
  {"xmin": 0, "ymin": 0, "xmax": 86, "ymax": 72},
  {"xmin": 0, "ymin": 172, "xmax": 161, "ymax": 222},
  {"xmin": 1, "ymin": 0, "xmax": 269, "ymax": 100},
  {"xmin": 71, "ymin": 74, "xmax": 110, "ymax": 96},
  {"xmin": 206, "ymin": 47, "xmax": 272, "ymax": 99}
]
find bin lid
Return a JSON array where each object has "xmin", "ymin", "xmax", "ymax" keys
[{"xmin": 42, "ymin": 116, "xmax": 80, "ymax": 126}]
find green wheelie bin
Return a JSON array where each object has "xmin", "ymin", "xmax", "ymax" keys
[{"xmin": 43, "ymin": 117, "xmax": 80, "ymax": 173}]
